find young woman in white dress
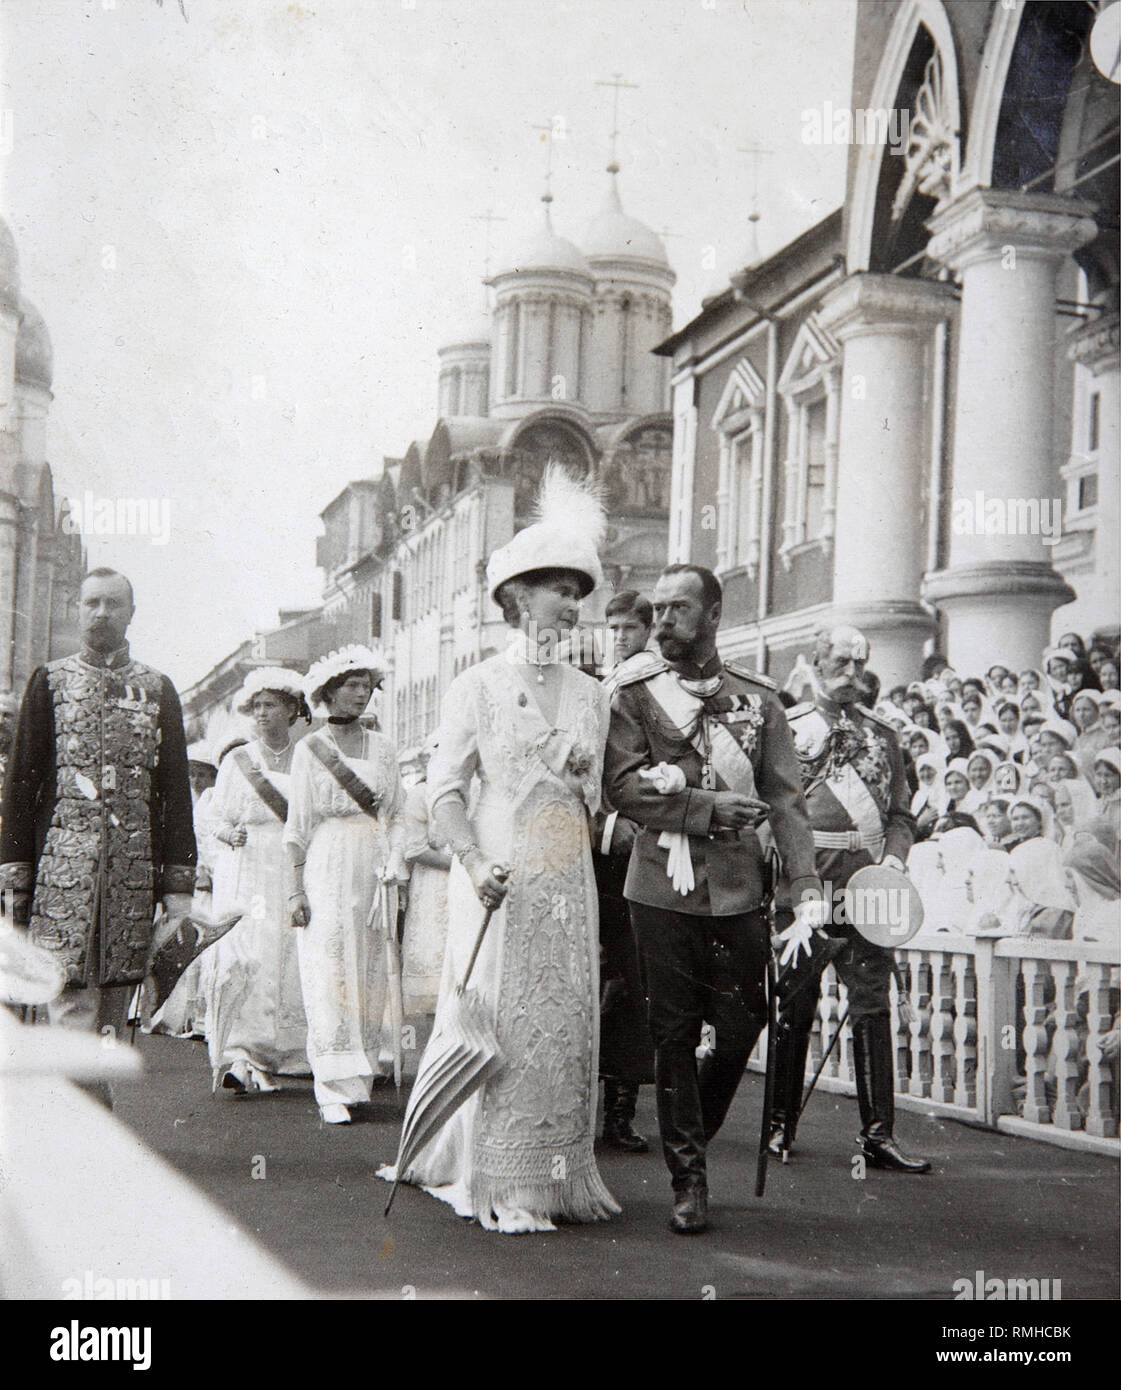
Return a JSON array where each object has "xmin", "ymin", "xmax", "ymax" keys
[
  {"xmin": 204, "ymin": 670, "xmax": 312, "ymax": 1094},
  {"xmin": 285, "ymin": 647, "xmax": 407, "ymax": 1125},
  {"xmin": 381, "ymin": 466, "xmax": 620, "ymax": 1233}
]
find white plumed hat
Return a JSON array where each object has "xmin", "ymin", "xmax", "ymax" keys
[
  {"xmin": 304, "ymin": 644, "xmax": 387, "ymax": 717},
  {"xmin": 234, "ymin": 666, "xmax": 307, "ymax": 714},
  {"xmin": 485, "ymin": 462, "xmax": 606, "ymax": 603}
]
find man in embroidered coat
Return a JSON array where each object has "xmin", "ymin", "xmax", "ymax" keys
[
  {"xmin": 603, "ymin": 564, "xmax": 823, "ymax": 1234},
  {"xmin": 0, "ymin": 569, "xmax": 196, "ymax": 1045},
  {"xmin": 768, "ymin": 625, "xmax": 930, "ymax": 1173}
]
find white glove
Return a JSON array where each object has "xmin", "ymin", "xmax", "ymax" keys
[
  {"xmin": 639, "ymin": 763, "xmax": 688, "ymax": 795},
  {"xmin": 777, "ymin": 898, "xmax": 828, "ymax": 969},
  {"xmin": 657, "ymin": 831, "xmax": 695, "ymax": 895},
  {"xmin": 881, "ymin": 854, "xmax": 906, "ymax": 873}
]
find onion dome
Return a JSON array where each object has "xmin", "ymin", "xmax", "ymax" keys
[
  {"xmin": 583, "ymin": 169, "xmax": 670, "ymax": 269},
  {"xmin": 438, "ymin": 310, "xmax": 492, "ymax": 351},
  {"xmin": 492, "ymin": 199, "xmax": 591, "ymax": 280}
]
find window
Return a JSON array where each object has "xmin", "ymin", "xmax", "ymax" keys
[
  {"xmin": 1078, "ymin": 473, "xmax": 1098, "ymax": 512},
  {"xmin": 712, "ymin": 357, "xmax": 765, "ymax": 577},
  {"xmin": 777, "ymin": 315, "xmax": 840, "ymax": 568}
]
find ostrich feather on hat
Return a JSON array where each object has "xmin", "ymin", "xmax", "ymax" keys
[
  {"xmin": 485, "ymin": 462, "xmax": 606, "ymax": 602},
  {"xmin": 234, "ymin": 665, "xmax": 306, "ymax": 714},
  {"xmin": 304, "ymin": 644, "xmax": 387, "ymax": 716}
]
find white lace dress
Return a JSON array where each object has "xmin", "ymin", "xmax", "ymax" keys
[
  {"xmin": 389, "ymin": 648, "xmax": 620, "ymax": 1228},
  {"xmin": 399, "ymin": 782, "xmax": 450, "ymax": 1015},
  {"xmin": 284, "ymin": 727, "xmax": 405, "ymax": 1109},
  {"xmin": 200, "ymin": 743, "xmax": 309, "ymax": 1086}
]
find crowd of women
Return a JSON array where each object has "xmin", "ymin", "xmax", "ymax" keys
[{"xmin": 860, "ymin": 635, "xmax": 1121, "ymax": 942}]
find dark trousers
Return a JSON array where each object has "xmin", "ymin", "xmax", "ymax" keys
[
  {"xmin": 629, "ymin": 902, "xmax": 768, "ymax": 1190},
  {"xmin": 772, "ymin": 907, "xmax": 895, "ymax": 1141}
]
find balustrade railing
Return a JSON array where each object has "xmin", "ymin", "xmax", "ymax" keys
[{"xmin": 748, "ymin": 931, "xmax": 1120, "ymax": 1154}]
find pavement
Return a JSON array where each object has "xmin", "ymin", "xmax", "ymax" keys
[{"xmin": 111, "ymin": 1029, "xmax": 1119, "ymax": 1301}]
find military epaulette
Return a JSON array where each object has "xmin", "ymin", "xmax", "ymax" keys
[
  {"xmin": 784, "ymin": 701, "xmax": 816, "ymax": 720},
  {"xmin": 723, "ymin": 658, "xmax": 778, "ymax": 691},
  {"xmin": 610, "ymin": 651, "xmax": 670, "ymax": 690},
  {"xmin": 856, "ymin": 703, "xmax": 894, "ymax": 730}
]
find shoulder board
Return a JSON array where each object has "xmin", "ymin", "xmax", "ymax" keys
[
  {"xmin": 784, "ymin": 701, "xmax": 816, "ymax": 720},
  {"xmin": 611, "ymin": 651, "xmax": 670, "ymax": 690},
  {"xmin": 723, "ymin": 659, "xmax": 778, "ymax": 691},
  {"xmin": 856, "ymin": 703, "xmax": 894, "ymax": 730}
]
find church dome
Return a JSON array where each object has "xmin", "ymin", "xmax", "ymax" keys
[
  {"xmin": 438, "ymin": 311, "xmax": 492, "ymax": 351},
  {"xmin": 16, "ymin": 298, "xmax": 52, "ymax": 389},
  {"xmin": 0, "ymin": 217, "xmax": 20, "ymax": 314},
  {"xmin": 493, "ymin": 201, "xmax": 592, "ymax": 280},
  {"xmin": 583, "ymin": 172, "xmax": 670, "ymax": 268}
]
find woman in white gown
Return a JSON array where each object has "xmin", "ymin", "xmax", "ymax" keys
[
  {"xmin": 285, "ymin": 646, "xmax": 407, "ymax": 1125},
  {"xmin": 382, "ymin": 466, "xmax": 620, "ymax": 1234},
  {"xmin": 203, "ymin": 670, "xmax": 312, "ymax": 1093}
]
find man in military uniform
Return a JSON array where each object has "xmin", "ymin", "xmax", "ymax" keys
[
  {"xmin": 1, "ymin": 568, "xmax": 196, "ymax": 1062},
  {"xmin": 767, "ymin": 625, "xmax": 930, "ymax": 1173},
  {"xmin": 604, "ymin": 565, "xmax": 823, "ymax": 1233},
  {"xmin": 594, "ymin": 592, "xmax": 656, "ymax": 1153}
]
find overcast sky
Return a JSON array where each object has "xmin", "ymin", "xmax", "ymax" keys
[{"xmin": 2, "ymin": 0, "xmax": 855, "ymax": 688}]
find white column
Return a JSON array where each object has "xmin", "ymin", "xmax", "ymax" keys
[
  {"xmin": 1067, "ymin": 310, "xmax": 1120, "ymax": 625},
  {"xmin": 818, "ymin": 273, "xmax": 954, "ymax": 686},
  {"xmin": 924, "ymin": 189, "xmax": 1097, "ymax": 673}
]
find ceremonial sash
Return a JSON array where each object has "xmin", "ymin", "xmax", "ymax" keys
[
  {"xmin": 824, "ymin": 764, "xmax": 885, "ymax": 857},
  {"xmin": 307, "ymin": 735, "xmax": 383, "ymax": 818},
  {"xmin": 644, "ymin": 671, "xmax": 758, "ymax": 797},
  {"xmin": 641, "ymin": 670, "xmax": 760, "ymax": 896},
  {"xmin": 234, "ymin": 748, "xmax": 289, "ymax": 822}
]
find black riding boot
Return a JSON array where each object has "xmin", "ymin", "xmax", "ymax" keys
[
  {"xmin": 697, "ymin": 1045, "xmax": 753, "ymax": 1143},
  {"xmin": 767, "ymin": 1017, "xmax": 813, "ymax": 1158},
  {"xmin": 852, "ymin": 1013, "xmax": 930, "ymax": 1173},
  {"xmin": 602, "ymin": 1079, "xmax": 649, "ymax": 1153},
  {"xmin": 655, "ymin": 1044, "xmax": 708, "ymax": 1233}
]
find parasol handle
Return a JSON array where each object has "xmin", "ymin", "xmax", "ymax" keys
[{"xmin": 458, "ymin": 865, "xmax": 509, "ymax": 993}]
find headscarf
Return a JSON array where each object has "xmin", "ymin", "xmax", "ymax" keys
[
  {"xmin": 1009, "ymin": 837, "xmax": 1076, "ymax": 912},
  {"xmin": 911, "ymin": 753, "xmax": 946, "ymax": 818},
  {"xmin": 1063, "ymin": 817, "xmax": 1121, "ymax": 903},
  {"xmin": 1069, "ymin": 688, "xmax": 1102, "ymax": 730},
  {"xmin": 902, "ymin": 724, "xmax": 949, "ymax": 764},
  {"xmin": 1051, "ymin": 776, "xmax": 1101, "ymax": 836},
  {"xmin": 964, "ymin": 749, "xmax": 998, "ymax": 808},
  {"xmin": 940, "ymin": 717, "xmax": 976, "ymax": 760},
  {"xmin": 1009, "ymin": 793, "xmax": 1057, "ymax": 844},
  {"xmin": 1093, "ymin": 746, "xmax": 1121, "ymax": 779},
  {"xmin": 943, "ymin": 757, "xmax": 972, "ymax": 809}
]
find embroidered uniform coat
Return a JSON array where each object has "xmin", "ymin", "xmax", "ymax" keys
[
  {"xmin": 785, "ymin": 696, "xmax": 916, "ymax": 898},
  {"xmin": 603, "ymin": 654, "xmax": 820, "ymax": 916},
  {"xmin": 0, "ymin": 648, "xmax": 197, "ymax": 987}
]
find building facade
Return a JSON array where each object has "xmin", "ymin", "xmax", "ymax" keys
[
  {"xmin": 661, "ymin": 0, "xmax": 1119, "ymax": 686},
  {"xmin": 0, "ymin": 217, "xmax": 86, "ymax": 702}
]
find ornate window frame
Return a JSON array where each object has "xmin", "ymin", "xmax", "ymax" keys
[
  {"xmin": 777, "ymin": 315, "xmax": 841, "ymax": 570},
  {"xmin": 711, "ymin": 357, "xmax": 766, "ymax": 578}
]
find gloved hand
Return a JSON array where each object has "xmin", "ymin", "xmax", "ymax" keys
[
  {"xmin": 777, "ymin": 897, "xmax": 828, "ymax": 969},
  {"xmin": 881, "ymin": 854, "xmax": 906, "ymax": 874}
]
